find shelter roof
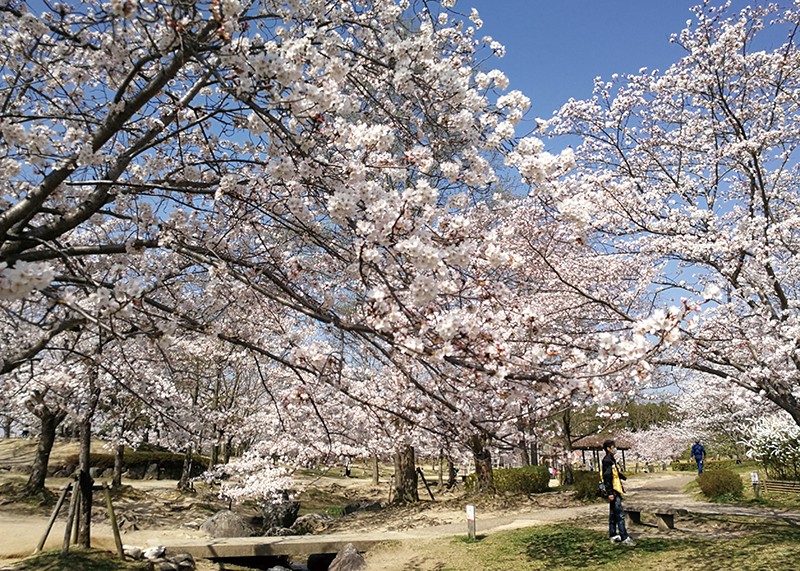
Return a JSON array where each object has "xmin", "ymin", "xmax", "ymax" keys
[{"xmin": 572, "ymin": 435, "xmax": 631, "ymax": 451}]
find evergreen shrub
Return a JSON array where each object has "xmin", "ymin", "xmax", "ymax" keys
[
  {"xmin": 572, "ymin": 469, "xmax": 602, "ymax": 500},
  {"xmin": 697, "ymin": 469, "xmax": 744, "ymax": 500},
  {"xmin": 465, "ymin": 466, "xmax": 550, "ymax": 494}
]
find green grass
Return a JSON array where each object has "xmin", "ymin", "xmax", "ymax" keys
[
  {"xmin": 295, "ymin": 485, "xmax": 349, "ymax": 516},
  {"xmin": 374, "ymin": 523, "xmax": 800, "ymax": 571},
  {"xmin": 4, "ymin": 549, "xmax": 149, "ymax": 571}
]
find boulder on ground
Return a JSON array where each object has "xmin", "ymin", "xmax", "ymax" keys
[
  {"xmin": 200, "ymin": 510, "xmax": 256, "ymax": 538},
  {"xmin": 143, "ymin": 463, "xmax": 160, "ymax": 480},
  {"xmin": 328, "ymin": 543, "xmax": 366, "ymax": 571},
  {"xmin": 290, "ymin": 513, "xmax": 333, "ymax": 535},
  {"xmin": 263, "ymin": 526, "xmax": 296, "ymax": 536},
  {"xmin": 122, "ymin": 544, "xmax": 142, "ymax": 559},
  {"xmin": 261, "ymin": 497, "xmax": 300, "ymax": 529},
  {"xmin": 142, "ymin": 546, "xmax": 166, "ymax": 560},
  {"xmin": 170, "ymin": 552, "xmax": 196, "ymax": 571}
]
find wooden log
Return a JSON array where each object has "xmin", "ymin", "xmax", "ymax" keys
[
  {"xmin": 61, "ymin": 478, "xmax": 79, "ymax": 555},
  {"xmin": 104, "ymin": 484, "xmax": 125, "ymax": 559},
  {"xmin": 416, "ymin": 467, "xmax": 435, "ymax": 501},
  {"xmin": 34, "ymin": 482, "xmax": 71, "ymax": 554}
]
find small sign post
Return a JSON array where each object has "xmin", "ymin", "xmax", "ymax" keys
[
  {"xmin": 466, "ymin": 504, "xmax": 476, "ymax": 539},
  {"xmin": 751, "ymin": 471, "xmax": 761, "ymax": 499}
]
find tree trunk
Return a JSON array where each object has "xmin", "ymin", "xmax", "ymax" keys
[
  {"xmin": 77, "ymin": 411, "xmax": 95, "ymax": 547},
  {"xmin": 437, "ymin": 449, "xmax": 444, "ymax": 489},
  {"xmin": 469, "ymin": 434, "xmax": 495, "ymax": 494},
  {"xmin": 560, "ymin": 410, "xmax": 574, "ymax": 485},
  {"xmin": 561, "ymin": 463, "xmax": 574, "ymax": 486},
  {"xmin": 112, "ymin": 444, "xmax": 124, "ymax": 489},
  {"xmin": 372, "ymin": 455, "xmax": 380, "ymax": 485},
  {"xmin": 223, "ymin": 436, "xmax": 233, "ymax": 464},
  {"xmin": 520, "ymin": 437, "xmax": 530, "ymax": 466},
  {"xmin": 23, "ymin": 398, "xmax": 67, "ymax": 497},
  {"xmin": 178, "ymin": 446, "xmax": 194, "ymax": 492},
  {"xmin": 2, "ymin": 416, "xmax": 11, "ymax": 438},
  {"xmin": 391, "ymin": 444, "xmax": 418, "ymax": 504},
  {"xmin": 208, "ymin": 442, "xmax": 219, "ymax": 470},
  {"xmin": 447, "ymin": 458, "xmax": 457, "ymax": 489},
  {"xmin": 530, "ymin": 439, "xmax": 539, "ymax": 466}
]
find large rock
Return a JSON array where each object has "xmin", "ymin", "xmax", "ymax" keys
[
  {"xmin": 143, "ymin": 546, "xmax": 166, "ymax": 560},
  {"xmin": 122, "ymin": 545, "xmax": 142, "ymax": 560},
  {"xmin": 290, "ymin": 513, "xmax": 333, "ymax": 535},
  {"xmin": 261, "ymin": 498, "xmax": 300, "ymax": 530},
  {"xmin": 263, "ymin": 526, "xmax": 296, "ymax": 537},
  {"xmin": 125, "ymin": 464, "xmax": 147, "ymax": 479},
  {"xmin": 328, "ymin": 543, "xmax": 366, "ymax": 571},
  {"xmin": 200, "ymin": 510, "xmax": 256, "ymax": 538},
  {"xmin": 143, "ymin": 463, "xmax": 160, "ymax": 480}
]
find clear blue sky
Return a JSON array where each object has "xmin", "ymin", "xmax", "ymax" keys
[{"xmin": 462, "ymin": 1, "xmax": 756, "ymax": 120}]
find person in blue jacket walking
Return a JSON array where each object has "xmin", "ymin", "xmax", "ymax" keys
[{"xmin": 691, "ymin": 440, "xmax": 706, "ymax": 474}]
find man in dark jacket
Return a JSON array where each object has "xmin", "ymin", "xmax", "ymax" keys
[
  {"xmin": 602, "ymin": 439, "xmax": 634, "ymax": 546},
  {"xmin": 691, "ymin": 440, "xmax": 706, "ymax": 474}
]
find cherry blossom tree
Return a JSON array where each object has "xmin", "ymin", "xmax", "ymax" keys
[
  {"xmin": 620, "ymin": 423, "xmax": 691, "ymax": 470},
  {"xmin": 548, "ymin": 1, "xmax": 800, "ymax": 426},
  {"xmin": 746, "ymin": 412, "xmax": 800, "ymax": 480},
  {"xmin": 0, "ymin": 0, "xmax": 698, "ymax": 506},
  {"xmin": 671, "ymin": 372, "xmax": 777, "ymax": 461}
]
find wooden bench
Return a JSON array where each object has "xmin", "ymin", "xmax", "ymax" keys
[
  {"xmin": 762, "ymin": 480, "xmax": 800, "ymax": 494},
  {"xmin": 624, "ymin": 502, "xmax": 800, "ymax": 531},
  {"xmin": 624, "ymin": 505, "xmax": 688, "ymax": 531}
]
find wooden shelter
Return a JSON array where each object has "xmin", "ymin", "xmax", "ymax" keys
[{"xmin": 572, "ymin": 435, "xmax": 631, "ymax": 472}]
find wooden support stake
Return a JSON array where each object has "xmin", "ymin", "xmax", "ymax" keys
[
  {"xmin": 61, "ymin": 478, "xmax": 79, "ymax": 555},
  {"xmin": 103, "ymin": 484, "xmax": 125, "ymax": 559},
  {"xmin": 416, "ymin": 467, "xmax": 435, "ymax": 500},
  {"xmin": 34, "ymin": 482, "xmax": 71, "ymax": 554},
  {"xmin": 72, "ymin": 489, "xmax": 81, "ymax": 545}
]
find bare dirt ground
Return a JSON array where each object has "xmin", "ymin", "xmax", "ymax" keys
[{"xmin": 0, "ymin": 471, "xmax": 575, "ymax": 553}]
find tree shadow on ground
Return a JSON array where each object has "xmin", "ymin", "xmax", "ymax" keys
[{"xmin": 522, "ymin": 525, "xmax": 677, "ymax": 569}]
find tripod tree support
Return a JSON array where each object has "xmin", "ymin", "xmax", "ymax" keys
[{"xmin": 34, "ymin": 481, "xmax": 72, "ymax": 554}]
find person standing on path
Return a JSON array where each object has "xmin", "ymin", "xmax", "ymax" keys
[
  {"xmin": 691, "ymin": 440, "xmax": 706, "ymax": 474},
  {"xmin": 602, "ymin": 439, "xmax": 634, "ymax": 546}
]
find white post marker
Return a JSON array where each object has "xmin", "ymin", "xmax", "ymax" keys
[
  {"xmin": 751, "ymin": 471, "xmax": 761, "ymax": 498},
  {"xmin": 466, "ymin": 504, "xmax": 476, "ymax": 539}
]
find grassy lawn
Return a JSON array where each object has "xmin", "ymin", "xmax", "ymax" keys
[
  {"xmin": 9, "ymin": 523, "xmax": 800, "ymax": 571},
  {"xmin": 369, "ymin": 523, "xmax": 800, "ymax": 571}
]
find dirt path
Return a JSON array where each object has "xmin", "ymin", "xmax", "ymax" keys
[
  {"xmin": 0, "ymin": 511, "xmax": 207, "ymax": 561},
  {"xmin": 382, "ymin": 472, "xmax": 699, "ymax": 538}
]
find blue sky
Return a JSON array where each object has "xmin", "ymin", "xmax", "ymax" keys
[{"xmin": 462, "ymin": 1, "xmax": 748, "ymax": 120}]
